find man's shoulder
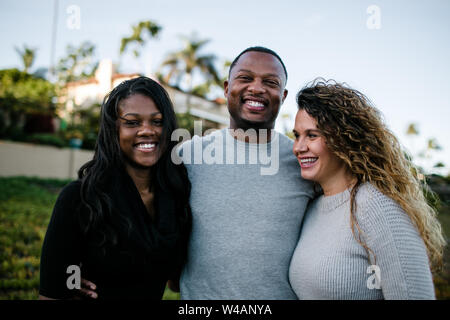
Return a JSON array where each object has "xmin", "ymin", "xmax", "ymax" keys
[
  {"xmin": 180, "ymin": 128, "xmax": 226, "ymax": 147},
  {"xmin": 276, "ymin": 131, "xmax": 294, "ymax": 145},
  {"xmin": 273, "ymin": 131, "xmax": 297, "ymax": 159},
  {"xmin": 275, "ymin": 131, "xmax": 294, "ymax": 151},
  {"xmin": 176, "ymin": 129, "xmax": 226, "ymax": 163}
]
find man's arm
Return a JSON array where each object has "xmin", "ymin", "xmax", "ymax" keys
[{"xmin": 76, "ymin": 278, "xmax": 98, "ymax": 299}]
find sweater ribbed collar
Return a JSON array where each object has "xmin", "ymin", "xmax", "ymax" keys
[{"xmin": 316, "ymin": 187, "xmax": 351, "ymax": 212}]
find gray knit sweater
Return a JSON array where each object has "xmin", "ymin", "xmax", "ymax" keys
[{"xmin": 289, "ymin": 183, "xmax": 435, "ymax": 300}]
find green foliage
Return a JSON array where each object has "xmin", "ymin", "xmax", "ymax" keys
[
  {"xmin": 191, "ymin": 80, "xmax": 215, "ymax": 98},
  {"xmin": 160, "ymin": 33, "xmax": 220, "ymax": 92},
  {"xmin": 55, "ymin": 41, "xmax": 97, "ymax": 84},
  {"xmin": 406, "ymin": 123, "xmax": 419, "ymax": 136},
  {"xmin": 0, "ymin": 68, "xmax": 56, "ymax": 139},
  {"xmin": 162, "ymin": 286, "xmax": 180, "ymax": 300},
  {"xmin": 0, "ymin": 177, "xmax": 178, "ymax": 299},
  {"xmin": 14, "ymin": 45, "xmax": 37, "ymax": 74},
  {"xmin": 423, "ymin": 184, "xmax": 441, "ymax": 212},
  {"xmin": 120, "ymin": 20, "xmax": 161, "ymax": 57},
  {"xmin": 62, "ymin": 103, "xmax": 101, "ymax": 150},
  {"xmin": 434, "ymin": 202, "xmax": 450, "ymax": 299},
  {"xmin": 0, "ymin": 177, "xmax": 70, "ymax": 299},
  {"xmin": 0, "ymin": 69, "xmax": 56, "ymax": 114},
  {"xmin": 405, "ymin": 122, "xmax": 446, "ymax": 173}
]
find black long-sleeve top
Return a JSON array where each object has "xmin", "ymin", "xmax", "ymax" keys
[{"xmin": 39, "ymin": 168, "xmax": 190, "ymax": 299}]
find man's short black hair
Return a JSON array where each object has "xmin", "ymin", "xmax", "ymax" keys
[{"xmin": 228, "ymin": 46, "xmax": 288, "ymax": 83}]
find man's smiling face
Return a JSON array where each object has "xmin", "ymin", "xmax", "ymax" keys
[{"xmin": 224, "ymin": 51, "xmax": 288, "ymax": 130}]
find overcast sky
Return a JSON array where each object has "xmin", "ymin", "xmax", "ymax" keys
[{"xmin": 1, "ymin": 0, "xmax": 449, "ymax": 175}]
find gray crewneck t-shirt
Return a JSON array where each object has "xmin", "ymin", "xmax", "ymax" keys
[
  {"xmin": 178, "ymin": 128, "xmax": 314, "ymax": 299},
  {"xmin": 289, "ymin": 183, "xmax": 435, "ymax": 300}
]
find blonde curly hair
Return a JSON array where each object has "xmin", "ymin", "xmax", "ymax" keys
[{"xmin": 296, "ymin": 78, "xmax": 446, "ymax": 272}]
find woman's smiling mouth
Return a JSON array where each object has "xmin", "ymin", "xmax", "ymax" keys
[
  {"xmin": 134, "ymin": 142, "xmax": 157, "ymax": 152},
  {"xmin": 298, "ymin": 157, "xmax": 318, "ymax": 168}
]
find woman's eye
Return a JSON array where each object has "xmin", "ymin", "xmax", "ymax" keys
[
  {"xmin": 153, "ymin": 119, "xmax": 163, "ymax": 126},
  {"xmin": 125, "ymin": 120, "xmax": 139, "ymax": 126}
]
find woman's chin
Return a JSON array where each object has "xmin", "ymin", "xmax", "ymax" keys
[
  {"xmin": 125, "ymin": 157, "xmax": 159, "ymax": 170},
  {"xmin": 300, "ymin": 171, "xmax": 316, "ymax": 182}
]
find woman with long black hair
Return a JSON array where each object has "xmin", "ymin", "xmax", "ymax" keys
[{"xmin": 39, "ymin": 76, "xmax": 191, "ymax": 299}]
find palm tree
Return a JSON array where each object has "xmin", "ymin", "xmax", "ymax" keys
[
  {"xmin": 120, "ymin": 20, "xmax": 161, "ymax": 58},
  {"xmin": 15, "ymin": 45, "xmax": 37, "ymax": 74},
  {"xmin": 56, "ymin": 41, "xmax": 96, "ymax": 84},
  {"xmin": 406, "ymin": 122, "xmax": 420, "ymax": 160},
  {"xmin": 406, "ymin": 123, "xmax": 419, "ymax": 136},
  {"xmin": 160, "ymin": 34, "xmax": 220, "ymax": 111}
]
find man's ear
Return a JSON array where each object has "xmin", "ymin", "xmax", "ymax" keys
[
  {"xmin": 282, "ymin": 89, "xmax": 288, "ymax": 104},
  {"xmin": 223, "ymin": 80, "xmax": 229, "ymax": 97}
]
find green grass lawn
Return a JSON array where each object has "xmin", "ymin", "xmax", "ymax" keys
[
  {"xmin": 0, "ymin": 176, "xmax": 179, "ymax": 300},
  {"xmin": 434, "ymin": 201, "xmax": 450, "ymax": 299},
  {"xmin": 0, "ymin": 176, "xmax": 449, "ymax": 300}
]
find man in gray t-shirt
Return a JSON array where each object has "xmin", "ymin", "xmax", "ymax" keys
[
  {"xmin": 78, "ymin": 46, "xmax": 313, "ymax": 300},
  {"xmin": 177, "ymin": 47, "xmax": 314, "ymax": 299}
]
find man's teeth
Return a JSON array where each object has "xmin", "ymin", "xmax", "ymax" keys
[
  {"xmin": 246, "ymin": 100, "xmax": 265, "ymax": 107},
  {"xmin": 300, "ymin": 158, "xmax": 318, "ymax": 164},
  {"xmin": 136, "ymin": 143, "xmax": 156, "ymax": 149}
]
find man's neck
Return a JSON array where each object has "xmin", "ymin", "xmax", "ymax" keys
[{"xmin": 229, "ymin": 121, "xmax": 274, "ymax": 144}]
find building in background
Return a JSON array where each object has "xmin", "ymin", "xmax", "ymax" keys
[{"xmin": 60, "ymin": 59, "xmax": 228, "ymax": 129}]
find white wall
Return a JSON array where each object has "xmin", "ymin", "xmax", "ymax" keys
[{"xmin": 0, "ymin": 140, "xmax": 93, "ymax": 179}]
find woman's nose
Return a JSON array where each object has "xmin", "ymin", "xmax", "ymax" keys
[
  {"xmin": 137, "ymin": 122, "xmax": 156, "ymax": 136},
  {"xmin": 293, "ymin": 138, "xmax": 307, "ymax": 155}
]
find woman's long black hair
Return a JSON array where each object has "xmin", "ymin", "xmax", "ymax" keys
[{"xmin": 77, "ymin": 76, "xmax": 191, "ymax": 245}]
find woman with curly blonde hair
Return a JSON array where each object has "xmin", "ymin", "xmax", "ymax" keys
[{"xmin": 289, "ymin": 79, "xmax": 446, "ymax": 300}]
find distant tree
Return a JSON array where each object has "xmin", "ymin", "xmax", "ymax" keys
[
  {"xmin": 191, "ymin": 80, "xmax": 214, "ymax": 98},
  {"xmin": 427, "ymin": 138, "xmax": 442, "ymax": 151},
  {"xmin": 161, "ymin": 34, "xmax": 220, "ymax": 89},
  {"xmin": 160, "ymin": 33, "xmax": 220, "ymax": 111},
  {"xmin": 0, "ymin": 69, "xmax": 55, "ymax": 137},
  {"xmin": 201, "ymin": 59, "xmax": 231, "ymax": 99},
  {"xmin": 406, "ymin": 123, "xmax": 419, "ymax": 136},
  {"xmin": 188, "ymin": 60, "xmax": 229, "ymax": 99},
  {"xmin": 190, "ymin": 55, "xmax": 230, "ymax": 102},
  {"xmin": 218, "ymin": 60, "xmax": 231, "ymax": 84},
  {"xmin": 55, "ymin": 41, "xmax": 97, "ymax": 84},
  {"xmin": 15, "ymin": 45, "xmax": 37, "ymax": 74},
  {"xmin": 434, "ymin": 162, "xmax": 445, "ymax": 168},
  {"xmin": 119, "ymin": 20, "xmax": 162, "ymax": 58},
  {"xmin": 405, "ymin": 122, "xmax": 445, "ymax": 174}
]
